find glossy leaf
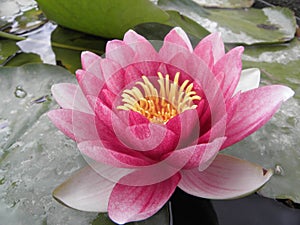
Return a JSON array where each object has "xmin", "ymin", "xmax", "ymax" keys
[
  {"xmin": 225, "ymin": 39, "xmax": 300, "ymax": 203},
  {"xmin": 159, "ymin": 0, "xmax": 297, "ymax": 44},
  {"xmin": 0, "ymin": 64, "xmax": 100, "ymax": 224},
  {"xmin": 51, "ymin": 26, "xmax": 106, "ymax": 73},
  {"xmin": 36, "ymin": 0, "xmax": 170, "ymax": 38},
  {"xmin": 0, "ymin": 39, "xmax": 19, "ymax": 65}
]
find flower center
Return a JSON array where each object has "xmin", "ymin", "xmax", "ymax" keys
[{"xmin": 117, "ymin": 72, "xmax": 201, "ymax": 124}]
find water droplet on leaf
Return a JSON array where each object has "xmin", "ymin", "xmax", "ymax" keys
[
  {"xmin": 14, "ymin": 85, "xmax": 27, "ymax": 98},
  {"xmin": 274, "ymin": 165, "xmax": 284, "ymax": 176}
]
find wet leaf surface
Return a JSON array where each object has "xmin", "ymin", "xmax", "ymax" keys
[
  {"xmin": 159, "ymin": 0, "xmax": 297, "ymax": 44},
  {"xmin": 0, "ymin": 64, "xmax": 99, "ymax": 225}
]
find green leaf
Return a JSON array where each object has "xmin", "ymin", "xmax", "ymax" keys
[
  {"xmin": 165, "ymin": 10, "xmax": 210, "ymax": 41},
  {"xmin": 0, "ymin": 39, "xmax": 19, "ymax": 65},
  {"xmin": 36, "ymin": 0, "xmax": 170, "ymax": 38},
  {"xmin": 0, "ymin": 64, "xmax": 99, "ymax": 224},
  {"xmin": 4, "ymin": 52, "xmax": 42, "ymax": 66},
  {"xmin": 224, "ymin": 39, "xmax": 300, "ymax": 203},
  {"xmin": 51, "ymin": 26, "xmax": 106, "ymax": 73},
  {"xmin": 158, "ymin": 0, "xmax": 297, "ymax": 44}
]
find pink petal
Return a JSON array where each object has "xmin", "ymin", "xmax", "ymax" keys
[
  {"xmin": 76, "ymin": 69, "xmax": 104, "ymax": 98},
  {"xmin": 178, "ymin": 154, "xmax": 273, "ymax": 199},
  {"xmin": 81, "ymin": 51, "xmax": 101, "ymax": 72},
  {"xmin": 123, "ymin": 30, "xmax": 158, "ymax": 62},
  {"xmin": 159, "ymin": 31, "xmax": 193, "ymax": 63},
  {"xmin": 164, "ymin": 137, "xmax": 226, "ymax": 170},
  {"xmin": 213, "ymin": 46, "xmax": 244, "ymax": 100},
  {"xmin": 164, "ymin": 27, "xmax": 193, "ymax": 52},
  {"xmin": 78, "ymin": 140, "xmax": 154, "ymax": 167},
  {"xmin": 108, "ymin": 173, "xmax": 181, "ymax": 224},
  {"xmin": 47, "ymin": 109, "xmax": 99, "ymax": 142},
  {"xmin": 51, "ymin": 83, "xmax": 93, "ymax": 114},
  {"xmin": 111, "ymin": 110, "xmax": 178, "ymax": 159},
  {"xmin": 106, "ymin": 40, "xmax": 135, "ymax": 67},
  {"xmin": 80, "ymin": 51, "xmax": 105, "ymax": 81},
  {"xmin": 194, "ymin": 32, "xmax": 225, "ymax": 67},
  {"xmin": 222, "ymin": 85, "xmax": 294, "ymax": 149},
  {"xmin": 166, "ymin": 109, "xmax": 200, "ymax": 149},
  {"xmin": 53, "ymin": 165, "xmax": 115, "ymax": 212}
]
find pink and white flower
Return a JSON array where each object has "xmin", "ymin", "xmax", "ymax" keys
[{"xmin": 48, "ymin": 27, "xmax": 294, "ymax": 224}]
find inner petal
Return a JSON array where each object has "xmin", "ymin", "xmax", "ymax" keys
[{"xmin": 117, "ymin": 72, "xmax": 201, "ymax": 124}]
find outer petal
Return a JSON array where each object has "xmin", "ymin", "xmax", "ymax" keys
[
  {"xmin": 164, "ymin": 137, "xmax": 226, "ymax": 170},
  {"xmin": 234, "ymin": 68, "xmax": 261, "ymax": 95},
  {"xmin": 81, "ymin": 51, "xmax": 101, "ymax": 73},
  {"xmin": 76, "ymin": 69, "xmax": 104, "ymax": 98},
  {"xmin": 123, "ymin": 30, "xmax": 158, "ymax": 62},
  {"xmin": 78, "ymin": 140, "xmax": 154, "ymax": 167},
  {"xmin": 51, "ymin": 83, "xmax": 93, "ymax": 114},
  {"xmin": 106, "ymin": 40, "xmax": 135, "ymax": 67},
  {"xmin": 213, "ymin": 46, "xmax": 244, "ymax": 100},
  {"xmin": 178, "ymin": 154, "xmax": 273, "ymax": 199},
  {"xmin": 194, "ymin": 32, "xmax": 225, "ymax": 68},
  {"xmin": 164, "ymin": 27, "xmax": 193, "ymax": 52},
  {"xmin": 159, "ymin": 28, "xmax": 194, "ymax": 63},
  {"xmin": 108, "ymin": 173, "xmax": 181, "ymax": 224},
  {"xmin": 47, "ymin": 109, "xmax": 99, "ymax": 142},
  {"xmin": 53, "ymin": 165, "xmax": 115, "ymax": 212},
  {"xmin": 222, "ymin": 85, "xmax": 294, "ymax": 149}
]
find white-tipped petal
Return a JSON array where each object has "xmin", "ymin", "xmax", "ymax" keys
[
  {"xmin": 179, "ymin": 154, "xmax": 273, "ymax": 199},
  {"xmin": 53, "ymin": 166, "xmax": 115, "ymax": 212},
  {"xmin": 234, "ymin": 68, "xmax": 261, "ymax": 95}
]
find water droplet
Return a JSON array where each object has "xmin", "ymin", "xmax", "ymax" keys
[
  {"xmin": 274, "ymin": 164, "xmax": 284, "ymax": 176},
  {"xmin": 14, "ymin": 85, "xmax": 27, "ymax": 98}
]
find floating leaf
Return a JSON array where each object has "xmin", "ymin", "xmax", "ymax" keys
[
  {"xmin": 224, "ymin": 39, "xmax": 300, "ymax": 203},
  {"xmin": 158, "ymin": 0, "xmax": 297, "ymax": 44},
  {"xmin": 0, "ymin": 39, "xmax": 19, "ymax": 65},
  {"xmin": 133, "ymin": 10, "xmax": 210, "ymax": 45},
  {"xmin": 51, "ymin": 26, "xmax": 106, "ymax": 73},
  {"xmin": 36, "ymin": 0, "xmax": 170, "ymax": 38},
  {"xmin": 4, "ymin": 52, "xmax": 42, "ymax": 66},
  {"xmin": 0, "ymin": 64, "xmax": 99, "ymax": 224}
]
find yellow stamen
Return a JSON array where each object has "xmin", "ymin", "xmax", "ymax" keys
[{"xmin": 117, "ymin": 72, "xmax": 201, "ymax": 124}]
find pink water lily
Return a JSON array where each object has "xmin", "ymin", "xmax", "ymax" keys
[{"xmin": 48, "ymin": 27, "xmax": 294, "ymax": 224}]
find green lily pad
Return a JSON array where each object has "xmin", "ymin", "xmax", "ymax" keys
[
  {"xmin": 4, "ymin": 52, "xmax": 42, "ymax": 66},
  {"xmin": 0, "ymin": 39, "xmax": 19, "ymax": 65},
  {"xmin": 158, "ymin": 0, "xmax": 297, "ymax": 44},
  {"xmin": 0, "ymin": 64, "xmax": 101, "ymax": 224},
  {"xmin": 51, "ymin": 26, "xmax": 106, "ymax": 73},
  {"xmin": 36, "ymin": 0, "xmax": 170, "ymax": 38},
  {"xmin": 224, "ymin": 39, "xmax": 300, "ymax": 203},
  {"xmin": 133, "ymin": 10, "xmax": 209, "ymax": 45}
]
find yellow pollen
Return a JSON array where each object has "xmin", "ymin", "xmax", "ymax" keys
[{"xmin": 117, "ymin": 72, "xmax": 201, "ymax": 124}]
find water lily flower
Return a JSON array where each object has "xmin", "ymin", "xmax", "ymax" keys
[{"xmin": 48, "ymin": 27, "xmax": 294, "ymax": 224}]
